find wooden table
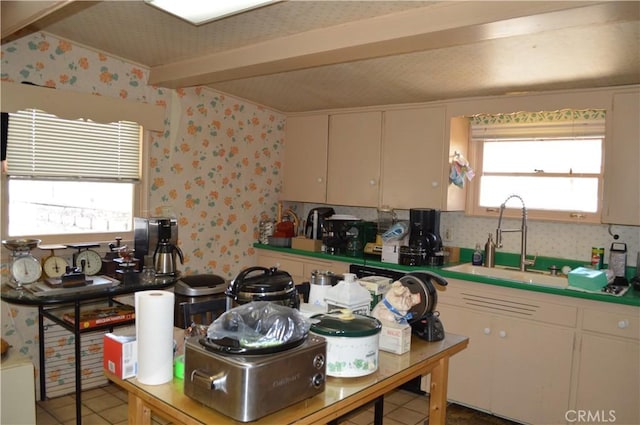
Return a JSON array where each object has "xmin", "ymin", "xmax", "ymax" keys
[{"xmin": 105, "ymin": 333, "xmax": 468, "ymax": 425}]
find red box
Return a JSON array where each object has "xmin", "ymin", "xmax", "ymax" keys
[{"xmin": 103, "ymin": 332, "xmax": 137, "ymax": 379}]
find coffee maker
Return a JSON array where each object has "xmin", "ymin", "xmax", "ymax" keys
[
  {"xmin": 305, "ymin": 207, "xmax": 335, "ymax": 240},
  {"xmin": 153, "ymin": 218, "xmax": 184, "ymax": 276},
  {"xmin": 403, "ymin": 209, "xmax": 445, "ymax": 266},
  {"xmin": 134, "ymin": 217, "xmax": 178, "ymax": 262}
]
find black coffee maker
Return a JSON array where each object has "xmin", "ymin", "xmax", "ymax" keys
[
  {"xmin": 405, "ymin": 208, "xmax": 444, "ymax": 266},
  {"xmin": 305, "ymin": 207, "xmax": 335, "ymax": 240}
]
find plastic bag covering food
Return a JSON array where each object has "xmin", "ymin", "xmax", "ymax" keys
[{"xmin": 207, "ymin": 301, "xmax": 311, "ymax": 348}]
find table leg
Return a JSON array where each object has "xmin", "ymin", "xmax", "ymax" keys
[
  {"xmin": 373, "ymin": 396, "xmax": 384, "ymax": 425},
  {"xmin": 74, "ymin": 301, "xmax": 82, "ymax": 425},
  {"xmin": 428, "ymin": 356, "xmax": 450, "ymax": 425},
  {"xmin": 38, "ymin": 306, "xmax": 46, "ymax": 401},
  {"xmin": 129, "ymin": 392, "xmax": 152, "ymax": 425}
]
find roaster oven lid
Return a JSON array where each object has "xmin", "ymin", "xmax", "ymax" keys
[{"xmin": 201, "ymin": 301, "xmax": 310, "ymax": 355}]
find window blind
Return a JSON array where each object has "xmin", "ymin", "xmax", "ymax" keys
[{"xmin": 6, "ymin": 109, "xmax": 141, "ymax": 181}]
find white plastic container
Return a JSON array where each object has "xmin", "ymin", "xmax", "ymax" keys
[{"xmin": 324, "ymin": 273, "xmax": 371, "ymax": 315}]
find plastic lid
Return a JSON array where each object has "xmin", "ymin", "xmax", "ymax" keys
[{"xmin": 310, "ymin": 310, "xmax": 381, "ymax": 337}]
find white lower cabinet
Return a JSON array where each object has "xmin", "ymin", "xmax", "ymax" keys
[
  {"xmin": 574, "ymin": 307, "xmax": 640, "ymax": 425},
  {"xmin": 440, "ymin": 304, "xmax": 574, "ymax": 424}
]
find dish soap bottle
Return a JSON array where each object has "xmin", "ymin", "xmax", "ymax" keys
[
  {"xmin": 484, "ymin": 233, "xmax": 496, "ymax": 268},
  {"xmin": 472, "ymin": 243, "xmax": 483, "ymax": 266}
]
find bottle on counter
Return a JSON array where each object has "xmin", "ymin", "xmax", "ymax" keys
[
  {"xmin": 484, "ymin": 233, "xmax": 496, "ymax": 268},
  {"xmin": 472, "ymin": 243, "xmax": 483, "ymax": 266}
]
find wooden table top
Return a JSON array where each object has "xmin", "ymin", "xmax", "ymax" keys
[{"xmin": 106, "ymin": 333, "xmax": 469, "ymax": 425}]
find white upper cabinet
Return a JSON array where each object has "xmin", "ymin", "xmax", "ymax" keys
[
  {"xmin": 602, "ymin": 90, "xmax": 640, "ymax": 225},
  {"xmin": 281, "ymin": 114, "xmax": 329, "ymax": 203},
  {"xmin": 381, "ymin": 106, "xmax": 464, "ymax": 210},
  {"xmin": 326, "ymin": 111, "xmax": 382, "ymax": 207}
]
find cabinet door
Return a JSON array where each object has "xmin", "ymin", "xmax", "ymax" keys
[
  {"xmin": 602, "ymin": 90, "xmax": 640, "ymax": 225},
  {"xmin": 440, "ymin": 303, "xmax": 574, "ymax": 424},
  {"xmin": 381, "ymin": 107, "xmax": 446, "ymax": 209},
  {"xmin": 282, "ymin": 114, "xmax": 328, "ymax": 203},
  {"xmin": 575, "ymin": 334, "xmax": 640, "ymax": 425},
  {"xmin": 490, "ymin": 317, "xmax": 574, "ymax": 425},
  {"xmin": 327, "ymin": 111, "xmax": 382, "ymax": 207},
  {"xmin": 438, "ymin": 304, "xmax": 493, "ymax": 411}
]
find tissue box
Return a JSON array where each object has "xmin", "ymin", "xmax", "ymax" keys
[
  {"xmin": 568, "ymin": 267, "xmax": 608, "ymax": 291},
  {"xmin": 103, "ymin": 332, "xmax": 137, "ymax": 379},
  {"xmin": 378, "ymin": 322, "xmax": 412, "ymax": 354},
  {"xmin": 291, "ymin": 236, "xmax": 322, "ymax": 252}
]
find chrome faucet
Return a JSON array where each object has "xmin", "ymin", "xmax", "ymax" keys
[{"xmin": 496, "ymin": 194, "xmax": 535, "ymax": 271}]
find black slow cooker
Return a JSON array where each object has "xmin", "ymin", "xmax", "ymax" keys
[{"xmin": 225, "ymin": 266, "xmax": 299, "ymax": 310}]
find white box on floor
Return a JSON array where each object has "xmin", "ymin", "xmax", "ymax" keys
[
  {"xmin": 378, "ymin": 322, "xmax": 412, "ymax": 354},
  {"xmin": 1, "ymin": 354, "xmax": 36, "ymax": 425},
  {"xmin": 103, "ymin": 332, "xmax": 137, "ymax": 379}
]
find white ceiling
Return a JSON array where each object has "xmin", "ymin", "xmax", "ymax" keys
[{"xmin": 2, "ymin": 1, "xmax": 639, "ymax": 113}]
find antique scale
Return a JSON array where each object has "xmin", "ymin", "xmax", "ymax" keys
[
  {"xmin": 2, "ymin": 239, "xmax": 42, "ymax": 289},
  {"xmin": 67, "ymin": 243, "xmax": 103, "ymax": 276},
  {"xmin": 40, "ymin": 244, "xmax": 69, "ymax": 278}
]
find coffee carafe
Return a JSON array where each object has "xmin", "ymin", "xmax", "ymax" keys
[{"xmin": 153, "ymin": 219, "xmax": 184, "ymax": 276}]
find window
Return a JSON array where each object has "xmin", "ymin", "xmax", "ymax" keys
[
  {"xmin": 3, "ymin": 109, "xmax": 142, "ymax": 241},
  {"xmin": 467, "ymin": 109, "xmax": 605, "ymax": 223}
]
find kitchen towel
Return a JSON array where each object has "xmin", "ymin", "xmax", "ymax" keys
[{"xmin": 135, "ymin": 290, "xmax": 174, "ymax": 385}]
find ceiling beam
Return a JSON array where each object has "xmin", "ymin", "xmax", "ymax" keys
[
  {"xmin": 148, "ymin": 1, "xmax": 633, "ymax": 89},
  {"xmin": 1, "ymin": 1, "xmax": 74, "ymax": 41}
]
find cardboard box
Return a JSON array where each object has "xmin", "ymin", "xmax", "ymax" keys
[
  {"xmin": 378, "ymin": 322, "xmax": 412, "ymax": 354},
  {"xmin": 381, "ymin": 244, "xmax": 401, "ymax": 264},
  {"xmin": 103, "ymin": 332, "xmax": 137, "ymax": 379},
  {"xmin": 358, "ymin": 276, "xmax": 393, "ymax": 295},
  {"xmin": 291, "ymin": 236, "xmax": 322, "ymax": 252},
  {"xmin": 358, "ymin": 276, "xmax": 393, "ymax": 309}
]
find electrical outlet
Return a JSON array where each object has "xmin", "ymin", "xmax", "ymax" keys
[{"xmin": 444, "ymin": 228, "xmax": 452, "ymax": 242}]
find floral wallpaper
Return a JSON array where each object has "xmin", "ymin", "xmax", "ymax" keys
[{"xmin": 1, "ymin": 32, "xmax": 285, "ymax": 396}]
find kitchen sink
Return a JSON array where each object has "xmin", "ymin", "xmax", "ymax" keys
[{"xmin": 443, "ymin": 263, "xmax": 569, "ymax": 289}]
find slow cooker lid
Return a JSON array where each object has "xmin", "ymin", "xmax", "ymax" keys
[{"xmin": 310, "ymin": 311, "xmax": 381, "ymax": 337}]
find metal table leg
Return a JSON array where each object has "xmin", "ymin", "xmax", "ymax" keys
[
  {"xmin": 74, "ymin": 301, "xmax": 82, "ymax": 425},
  {"xmin": 38, "ymin": 305, "xmax": 46, "ymax": 401}
]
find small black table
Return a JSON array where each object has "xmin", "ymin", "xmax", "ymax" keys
[{"xmin": 1, "ymin": 276, "xmax": 177, "ymax": 425}]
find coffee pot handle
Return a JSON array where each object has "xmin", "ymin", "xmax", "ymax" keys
[{"xmin": 174, "ymin": 245, "xmax": 184, "ymax": 264}]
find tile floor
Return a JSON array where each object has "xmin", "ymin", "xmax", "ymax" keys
[{"xmin": 36, "ymin": 383, "xmax": 520, "ymax": 425}]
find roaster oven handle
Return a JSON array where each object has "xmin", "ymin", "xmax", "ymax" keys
[{"xmin": 190, "ymin": 369, "xmax": 227, "ymax": 391}]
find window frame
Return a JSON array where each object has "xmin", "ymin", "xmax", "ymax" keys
[
  {"xmin": 1, "ymin": 132, "xmax": 150, "ymax": 247},
  {"xmin": 0, "ymin": 82, "xmax": 163, "ymax": 247},
  {"xmin": 465, "ymin": 113, "xmax": 605, "ymax": 224}
]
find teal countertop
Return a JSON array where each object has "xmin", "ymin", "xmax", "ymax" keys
[{"xmin": 254, "ymin": 243, "xmax": 640, "ymax": 307}]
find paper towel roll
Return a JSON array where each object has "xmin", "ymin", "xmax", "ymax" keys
[{"xmin": 135, "ymin": 290, "xmax": 175, "ymax": 385}]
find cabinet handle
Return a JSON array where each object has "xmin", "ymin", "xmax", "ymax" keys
[
  {"xmin": 369, "ymin": 179, "xmax": 376, "ymax": 186},
  {"xmin": 618, "ymin": 319, "xmax": 629, "ymax": 329},
  {"xmin": 483, "ymin": 327, "xmax": 491, "ymax": 335},
  {"xmin": 317, "ymin": 177, "xmax": 323, "ymax": 184},
  {"xmin": 499, "ymin": 330, "xmax": 507, "ymax": 338},
  {"xmin": 431, "ymin": 181, "xmax": 439, "ymax": 188}
]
